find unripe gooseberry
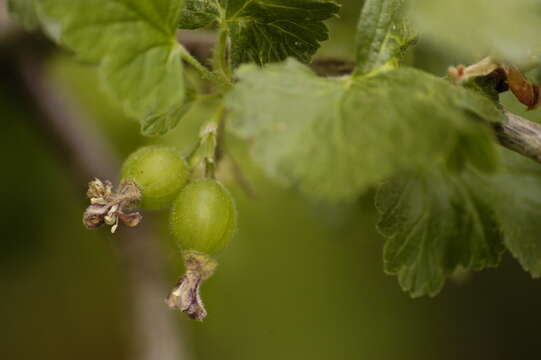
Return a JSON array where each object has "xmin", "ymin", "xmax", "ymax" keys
[
  {"xmin": 121, "ymin": 146, "xmax": 189, "ymax": 210},
  {"xmin": 170, "ymin": 179, "xmax": 237, "ymax": 255}
]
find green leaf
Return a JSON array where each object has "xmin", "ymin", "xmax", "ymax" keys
[
  {"xmin": 376, "ymin": 168, "xmax": 504, "ymax": 297},
  {"xmin": 445, "ymin": 130, "xmax": 501, "ymax": 174},
  {"xmin": 408, "ymin": 0, "xmax": 541, "ymax": 65},
  {"xmin": 226, "ymin": 59, "xmax": 502, "ymax": 201},
  {"xmin": 377, "ymin": 150, "xmax": 541, "ymax": 297},
  {"xmin": 481, "ymin": 152, "xmax": 541, "ymax": 277},
  {"xmin": 141, "ymin": 88, "xmax": 197, "ymax": 136},
  {"xmin": 224, "ymin": 0, "xmax": 340, "ymax": 66},
  {"xmin": 178, "ymin": 0, "xmax": 220, "ymax": 29},
  {"xmin": 176, "ymin": 0, "xmax": 340, "ymax": 66},
  {"xmin": 37, "ymin": 0, "xmax": 187, "ymax": 135},
  {"xmin": 8, "ymin": 0, "xmax": 40, "ymax": 30},
  {"xmin": 355, "ymin": 0, "xmax": 415, "ymax": 75}
]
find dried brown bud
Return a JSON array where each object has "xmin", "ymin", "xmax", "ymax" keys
[
  {"xmin": 83, "ymin": 178, "xmax": 142, "ymax": 233},
  {"xmin": 503, "ymin": 66, "xmax": 541, "ymax": 110},
  {"xmin": 449, "ymin": 57, "xmax": 541, "ymax": 111},
  {"xmin": 166, "ymin": 251, "xmax": 217, "ymax": 321}
]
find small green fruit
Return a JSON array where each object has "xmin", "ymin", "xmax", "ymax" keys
[
  {"xmin": 121, "ymin": 146, "xmax": 189, "ymax": 210},
  {"xmin": 170, "ymin": 179, "xmax": 237, "ymax": 255}
]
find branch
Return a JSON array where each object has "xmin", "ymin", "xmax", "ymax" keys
[{"xmin": 495, "ymin": 111, "xmax": 541, "ymax": 163}]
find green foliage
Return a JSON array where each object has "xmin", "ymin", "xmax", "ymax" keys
[
  {"xmin": 225, "ymin": 0, "xmax": 340, "ymax": 66},
  {"xmin": 226, "ymin": 59, "xmax": 502, "ymax": 201},
  {"xmin": 408, "ymin": 0, "xmax": 541, "ymax": 64},
  {"xmin": 481, "ymin": 152, "xmax": 541, "ymax": 277},
  {"xmin": 178, "ymin": 0, "xmax": 220, "ymax": 29},
  {"xmin": 11, "ymin": 0, "xmax": 541, "ymax": 299},
  {"xmin": 7, "ymin": 0, "xmax": 40, "ymax": 30},
  {"xmin": 355, "ymin": 0, "xmax": 416, "ymax": 75},
  {"xmin": 140, "ymin": 88, "xmax": 197, "ymax": 136},
  {"xmin": 377, "ymin": 150, "xmax": 541, "ymax": 297},
  {"xmin": 178, "ymin": 0, "xmax": 340, "ymax": 66},
  {"xmin": 37, "ymin": 0, "xmax": 187, "ymax": 135},
  {"xmin": 376, "ymin": 168, "xmax": 504, "ymax": 297}
]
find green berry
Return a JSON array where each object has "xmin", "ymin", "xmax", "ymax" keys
[
  {"xmin": 170, "ymin": 179, "xmax": 237, "ymax": 255},
  {"xmin": 121, "ymin": 146, "xmax": 189, "ymax": 210}
]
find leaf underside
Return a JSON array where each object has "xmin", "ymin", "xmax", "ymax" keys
[
  {"xmin": 226, "ymin": 59, "xmax": 502, "ymax": 202},
  {"xmin": 377, "ymin": 150, "xmax": 541, "ymax": 297},
  {"xmin": 376, "ymin": 168, "xmax": 504, "ymax": 297}
]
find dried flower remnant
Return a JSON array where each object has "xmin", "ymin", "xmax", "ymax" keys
[
  {"xmin": 448, "ymin": 57, "xmax": 500, "ymax": 84},
  {"xmin": 166, "ymin": 251, "xmax": 217, "ymax": 321},
  {"xmin": 83, "ymin": 178, "xmax": 143, "ymax": 233},
  {"xmin": 449, "ymin": 57, "xmax": 541, "ymax": 111},
  {"xmin": 503, "ymin": 66, "xmax": 540, "ymax": 110}
]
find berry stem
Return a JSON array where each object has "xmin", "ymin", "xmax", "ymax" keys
[
  {"xmin": 187, "ymin": 105, "xmax": 226, "ymax": 178},
  {"xmin": 179, "ymin": 45, "xmax": 231, "ymax": 88},
  {"xmin": 213, "ymin": 28, "xmax": 231, "ymax": 81}
]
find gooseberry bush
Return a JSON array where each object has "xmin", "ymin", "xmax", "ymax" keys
[{"xmin": 9, "ymin": 0, "xmax": 541, "ymax": 319}]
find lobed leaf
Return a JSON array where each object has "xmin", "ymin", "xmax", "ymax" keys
[
  {"xmin": 140, "ymin": 88, "xmax": 197, "ymax": 136},
  {"xmin": 177, "ymin": 0, "xmax": 339, "ymax": 66},
  {"xmin": 376, "ymin": 168, "xmax": 504, "ymax": 297},
  {"xmin": 377, "ymin": 150, "xmax": 541, "ymax": 297},
  {"xmin": 226, "ymin": 59, "xmax": 502, "ymax": 202},
  {"xmin": 225, "ymin": 0, "xmax": 340, "ymax": 66},
  {"xmin": 37, "ymin": 0, "xmax": 187, "ymax": 135},
  {"xmin": 482, "ymin": 152, "xmax": 541, "ymax": 278}
]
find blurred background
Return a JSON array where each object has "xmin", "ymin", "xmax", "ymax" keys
[{"xmin": 2, "ymin": 0, "xmax": 541, "ymax": 359}]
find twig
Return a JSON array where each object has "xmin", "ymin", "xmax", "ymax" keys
[
  {"xmin": 495, "ymin": 111, "xmax": 541, "ymax": 163},
  {"xmin": 15, "ymin": 53, "xmax": 193, "ymax": 360}
]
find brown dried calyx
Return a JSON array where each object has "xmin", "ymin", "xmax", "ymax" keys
[
  {"xmin": 166, "ymin": 251, "xmax": 217, "ymax": 321},
  {"xmin": 448, "ymin": 56, "xmax": 540, "ymax": 110},
  {"xmin": 83, "ymin": 178, "xmax": 142, "ymax": 233},
  {"xmin": 503, "ymin": 65, "xmax": 540, "ymax": 110}
]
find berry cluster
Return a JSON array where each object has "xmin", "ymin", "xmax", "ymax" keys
[{"xmin": 84, "ymin": 146, "xmax": 237, "ymax": 320}]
